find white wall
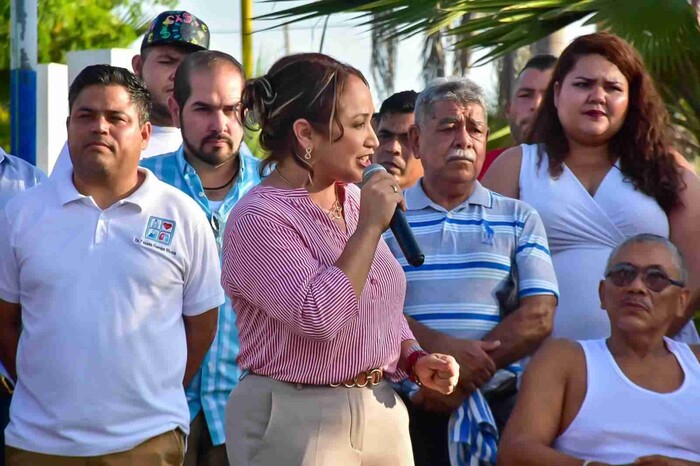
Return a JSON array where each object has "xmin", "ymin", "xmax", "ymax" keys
[
  {"xmin": 66, "ymin": 49, "xmax": 135, "ymax": 88},
  {"xmin": 36, "ymin": 64, "xmax": 67, "ymax": 174}
]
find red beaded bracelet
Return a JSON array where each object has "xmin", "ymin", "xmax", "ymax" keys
[{"xmin": 406, "ymin": 350, "xmax": 429, "ymax": 386}]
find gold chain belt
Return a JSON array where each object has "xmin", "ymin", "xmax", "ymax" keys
[{"xmin": 329, "ymin": 368, "xmax": 383, "ymax": 388}]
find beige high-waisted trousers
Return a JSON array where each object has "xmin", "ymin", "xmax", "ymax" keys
[{"xmin": 225, "ymin": 374, "xmax": 415, "ymax": 466}]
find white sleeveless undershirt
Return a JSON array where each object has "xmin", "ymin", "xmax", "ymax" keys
[{"xmin": 553, "ymin": 338, "xmax": 700, "ymax": 463}]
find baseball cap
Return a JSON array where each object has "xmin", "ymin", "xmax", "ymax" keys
[{"xmin": 141, "ymin": 10, "xmax": 210, "ymax": 52}]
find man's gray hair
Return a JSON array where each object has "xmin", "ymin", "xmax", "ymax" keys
[
  {"xmin": 414, "ymin": 77, "xmax": 488, "ymax": 128},
  {"xmin": 605, "ymin": 234, "xmax": 688, "ymax": 283}
]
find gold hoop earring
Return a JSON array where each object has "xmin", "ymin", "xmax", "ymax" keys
[{"xmin": 304, "ymin": 146, "xmax": 312, "ymax": 160}]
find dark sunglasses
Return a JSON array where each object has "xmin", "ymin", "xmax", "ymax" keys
[{"xmin": 605, "ymin": 263, "xmax": 685, "ymax": 293}]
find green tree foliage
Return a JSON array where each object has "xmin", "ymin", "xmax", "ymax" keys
[
  {"xmin": 262, "ymin": 0, "xmax": 700, "ymax": 157},
  {"xmin": 0, "ymin": 0, "xmax": 175, "ymax": 68},
  {"xmin": 0, "ymin": 0, "xmax": 175, "ymax": 151}
]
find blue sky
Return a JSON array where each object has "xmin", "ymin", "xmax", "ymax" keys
[{"xmin": 145, "ymin": 1, "xmax": 594, "ymax": 109}]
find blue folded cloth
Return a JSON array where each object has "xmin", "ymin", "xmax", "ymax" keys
[
  {"xmin": 396, "ymin": 380, "xmax": 499, "ymax": 466},
  {"xmin": 448, "ymin": 389, "xmax": 499, "ymax": 466}
]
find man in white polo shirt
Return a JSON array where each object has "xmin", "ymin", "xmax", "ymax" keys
[{"xmin": 0, "ymin": 65, "xmax": 223, "ymax": 465}]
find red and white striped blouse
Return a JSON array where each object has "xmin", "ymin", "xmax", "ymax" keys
[{"xmin": 221, "ymin": 183, "xmax": 414, "ymax": 385}]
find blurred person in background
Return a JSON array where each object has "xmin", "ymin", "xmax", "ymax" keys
[
  {"xmin": 479, "ymin": 54, "xmax": 557, "ymax": 180},
  {"xmin": 51, "ymin": 10, "xmax": 211, "ymax": 177},
  {"xmin": 373, "ymin": 90, "xmax": 423, "ymax": 189}
]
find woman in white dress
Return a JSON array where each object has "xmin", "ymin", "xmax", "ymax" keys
[{"xmin": 482, "ymin": 32, "xmax": 700, "ymax": 342}]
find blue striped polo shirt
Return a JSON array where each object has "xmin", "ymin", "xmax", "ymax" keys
[
  {"xmin": 385, "ymin": 179, "xmax": 558, "ymax": 342},
  {"xmin": 387, "ymin": 180, "xmax": 559, "ymax": 464}
]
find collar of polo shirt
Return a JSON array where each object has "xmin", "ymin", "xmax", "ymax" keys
[
  {"xmin": 405, "ymin": 178, "xmax": 493, "ymax": 212},
  {"xmin": 53, "ymin": 167, "xmax": 156, "ymax": 211}
]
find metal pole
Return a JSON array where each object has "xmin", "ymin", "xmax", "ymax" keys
[
  {"xmin": 241, "ymin": 0, "xmax": 253, "ymax": 77},
  {"xmin": 10, "ymin": 0, "xmax": 37, "ymax": 165}
]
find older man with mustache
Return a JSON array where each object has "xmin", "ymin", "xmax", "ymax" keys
[{"xmin": 384, "ymin": 77, "xmax": 558, "ymax": 466}]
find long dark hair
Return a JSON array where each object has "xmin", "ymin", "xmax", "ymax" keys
[
  {"xmin": 240, "ymin": 53, "xmax": 368, "ymax": 175},
  {"xmin": 526, "ymin": 32, "xmax": 684, "ymax": 212}
]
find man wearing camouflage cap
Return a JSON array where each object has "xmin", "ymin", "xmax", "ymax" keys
[
  {"xmin": 132, "ymin": 10, "xmax": 211, "ymax": 157},
  {"xmin": 50, "ymin": 10, "xmax": 210, "ymax": 177}
]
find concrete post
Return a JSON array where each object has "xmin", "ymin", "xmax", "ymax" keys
[{"xmin": 10, "ymin": 0, "xmax": 37, "ymax": 165}]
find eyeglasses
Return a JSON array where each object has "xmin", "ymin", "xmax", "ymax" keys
[{"xmin": 605, "ymin": 263, "xmax": 685, "ymax": 293}]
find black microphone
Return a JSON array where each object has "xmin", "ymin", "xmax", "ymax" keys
[{"xmin": 362, "ymin": 164, "xmax": 425, "ymax": 267}]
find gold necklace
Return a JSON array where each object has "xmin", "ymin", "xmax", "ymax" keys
[
  {"xmin": 275, "ymin": 168, "xmax": 296, "ymax": 188},
  {"xmin": 275, "ymin": 168, "xmax": 343, "ymax": 220},
  {"xmin": 326, "ymin": 187, "xmax": 343, "ymax": 220}
]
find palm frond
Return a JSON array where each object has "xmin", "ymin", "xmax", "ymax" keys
[
  {"xmin": 262, "ymin": 0, "xmax": 700, "ymax": 146},
  {"xmin": 262, "ymin": 0, "xmax": 699, "ymax": 70}
]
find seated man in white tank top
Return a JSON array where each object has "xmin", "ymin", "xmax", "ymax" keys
[{"xmin": 498, "ymin": 233, "xmax": 700, "ymax": 466}]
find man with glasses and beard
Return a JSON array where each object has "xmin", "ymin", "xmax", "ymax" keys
[
  {"xmin": 499, "ymin": 234, "xmax": 700, "ymax": 466},
  {"xmin": 140, "ymin": 50, "xmax": 260, "ymax": 466}
]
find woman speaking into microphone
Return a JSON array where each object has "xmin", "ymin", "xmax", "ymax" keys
[{"xmin": 221, "ymin": 53, "xmax": 459, "ymax": 466}]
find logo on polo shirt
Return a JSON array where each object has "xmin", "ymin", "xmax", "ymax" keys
[{"xmin": 144, "ymin": 216, "xmax": 176, "ymax": 246}]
